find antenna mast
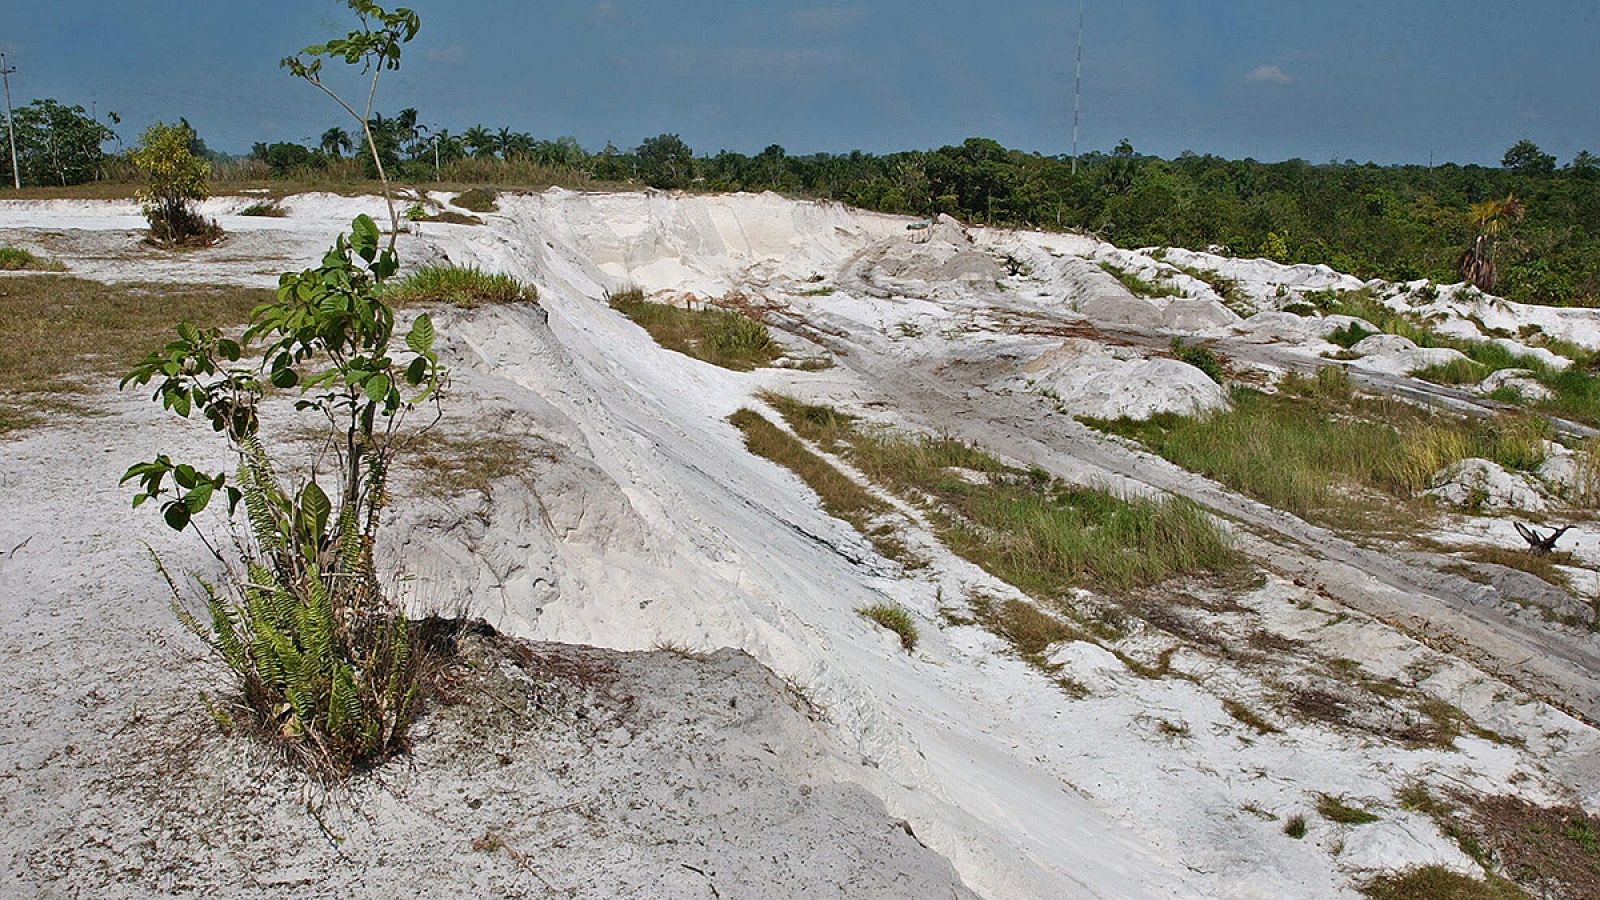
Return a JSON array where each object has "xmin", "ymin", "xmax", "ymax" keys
[
  {"xmin": 1071, "ymin": 1, "xmax": 1085, "ymax": 176},
  {"xmin": 1, "ymin": 54, "xmax": 18, "ymax": 190}
]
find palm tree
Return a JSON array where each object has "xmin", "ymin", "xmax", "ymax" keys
[
  {"xmin": 463, "ymin": 125, "xmax": 494, "ymax": 158},
  {"xmin": 1458, "ymin": 194, "xmax": 1525, "ymax": 292},
  {"xmin": 320, "ymin": 127, "xmax": 353, "ymax": 158}
]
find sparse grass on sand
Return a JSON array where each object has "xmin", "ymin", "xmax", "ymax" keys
[
  {"xmin": 760, "ymin": 392, "xmax": 1239, "ymax": 595},
  {"xmin": 1099, "ymin": 261, "xmax": 1183, "ymax": 299},
  {"xmin": 407, "ymin": 431, "xmax": 544, "ymax": 497},
  {"xmin": 1084, "ymin": 368, "xmax": 1554, "ymax": 526},
  {"xmin": 238, "ymin": 201, "xmax": 287, "ymax": 217},
  {"xmin": 1460, "ymin": 545, "xmax": 1576, "ymax": 591},
  {"xmin": 0, "ymin": 275, "xmax": 269, "ymax": 434},
  {"xmin": 0, "ymin": 246, "xmax": 67, "ymax": 272},
  {"xmin": 385, "ymin": 265, "xmax": 536, "ymax": 308},
  {"xmin": 1360, "ymin": 867, "xmax": 1527, "ymax": 900},
  {"xmin": 857, "ymin": 603, "xmax": 918, "ymax": 651},
  {"xmin": 612, "ymin": 288, "xmax": 779, "ymax": 372},
  {"xmin": 729, "ymin": 408, "xmax": 916, "ymax": 565}
]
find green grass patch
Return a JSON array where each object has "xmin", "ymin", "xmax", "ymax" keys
[
  {"xmin": 1317, "ymin": 794, "xmax": 1381, "ymax": 825},
  {"xmin": 0, "ymin": 246, "xmax": 66, "ymax": 272},
  {"xmin": 612, "ymin": 289, "xmax": 779, "ymax": 372},
  {"xmin": 1099, "ymin": 261, "xmax": 1183, "ymax": 299},
  {"xmin": 760, "ymin": 392, "xmax": 1239, "ymax": 595},
  {"xmin": 1171, "ymin": 338, "xmax": 1224, "ymax": 384},
  {"xmin": 1283, "ymin": 815, "xmax": 1308, "ymax": 839},
  {"xmin": 857, "ymin": 603, "xmax": 918, "ymax": 651},
  {"xmin": 385, "ymin": 265, "xmax": 536, "ymax": 308},
  {"xmin": 1084, "ymin": 371, "xmax": 1552, "ymax": 524}
]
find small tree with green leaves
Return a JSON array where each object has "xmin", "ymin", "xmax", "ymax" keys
[
  {"xmin": 129, "ymin": 121, "xmax": 221, "ymax": 246},
  {"xmin": 120, "ymin": 1, "xmax": 445, "ymax": 774}
]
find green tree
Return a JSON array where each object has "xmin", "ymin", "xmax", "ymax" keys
[
  {"xmin": 320, "ymin": 126, "xmax": 354, "ymax": 158},
  {"xmin": 636, "ymin": 133, "xmax": 695, "ymax": 188},
  {"xmin": 1502, "ymin": 139, "xmax": 1556, "ymax": 176},
  {"xmin": 129, "ymin": 121, "xmax": 219, "ymax": 246},
  {"xmin": 6, "ymin": 98, "xmax": 115, "ymax": 186}
]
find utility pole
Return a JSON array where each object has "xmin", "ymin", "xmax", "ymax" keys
[
  {"xmin": 1071, "ymin": 1, "xmax": 1085, "ymax": 176},
  {"xmin": 1, "ymin": 54, "xmax": 19, "ymax": 189}
]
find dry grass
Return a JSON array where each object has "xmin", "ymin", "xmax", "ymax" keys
[
  {"xmin": 407, "ymin": 432, "xmax": 545, "ymax": 498},
  {"xmin": 612, "ymin": 289, "xmax": 779, "ymax": 372},
  {"xmin": 1317, "ymin": 794, "xmax": 1381, "ymax": 825},
  {"xmin": 451, "ymin": 188, "xmax": 499, "ymax": 213},
  {"xmin": 0, "ymin": 276, "xmax": 269, "ymax": 434},
  {"xmin": 1461, "ymin": 545, "xmax": 1578, "ymax": 591},
  {"xmin": 728, "ymin": 408, "xmax": 916, "ymax": 566}
]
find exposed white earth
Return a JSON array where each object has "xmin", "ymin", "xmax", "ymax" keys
[{"xmin": 2, "ymin": 188, "xmax": 1598, "ymax": 898}]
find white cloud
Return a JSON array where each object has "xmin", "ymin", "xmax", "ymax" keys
[
  {"xmin": 426, "ymin": 44, "xmax": 464, "ymax": 64},
  {"xmin": 1246, "ymin": 64, "xmax": 1292, "ymax": 85}
]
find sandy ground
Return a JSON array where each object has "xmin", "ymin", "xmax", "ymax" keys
[{"xmin": 2, "ymin": 188, "xmax": 1599, "ymax": 898}]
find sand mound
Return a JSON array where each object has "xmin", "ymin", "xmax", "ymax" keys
[{"xmin": 1022, "ymin": 339, "xmax": 1229, "ymax": 420}]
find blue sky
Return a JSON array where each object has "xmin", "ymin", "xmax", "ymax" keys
[{"xmin": 5, "ymin": 1, "xmax": 1597, "ymax": 164}]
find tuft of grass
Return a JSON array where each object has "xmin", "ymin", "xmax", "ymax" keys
[
  {"xmin": 0, "ymin": 276, "xmax": 269, "ymax": 434},
  {"xmin": 1172, "ymin": 263, "xmax": 1247, "ymax": 313},
  {"xmin": 1317, "ymin": 794, "xmax": 1381, "ymax": 825},
  {"xmin": 385, "ymin": 265, "xmax": 536, "ymax": 308},
  {"xmin": 1085, "ymin": 379, "xmax": 1551, "ymax": 524},
  {"xmin": 0, "ymin": 246, "xmax": 66, "ymax": 272},
  {"xmin": 238, "ymin": 200, "xmax": 287, "ymax": 217},
  {"xmin": 1222, "ymin": 698, "xmax": 1281, "ymax": 735},
  {"xmin": 1460, "ymin": 545, "xmax": 1576, "ymax": 591},
  {"xmin": 1360, "ymin": 868, "xmax": 1527, "ymax": 900},
  {"xmin": 1099, "ymin": 261, "xmax": 1183, "ymax": 299},
  {"xmin": 451, "ymin": 188, "xmax": 499, "ymax": 213},
  {"xmin": 857, "ymin": 603, "xmax": 918, "ymax": 651},
  {"xmin": 1171, "ymin": 338, "xmax": 1224, "ymax": 384},
  {"xmin": 1284, "ymin": 815, "xmax": 1308, "ymax": 839},
  {"xmin": 612, "ymin": 290, "xmax": 779, "ymax": 372},
  {"xmin": 728, "ymin": 408, "xmax": 915, "ymax": 566}
]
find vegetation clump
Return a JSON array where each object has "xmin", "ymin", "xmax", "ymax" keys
[
  {"xmin": 0, "ymin": 247, "xmax": 66, "ymax": 271},
  {"xmin": 1360, "ymin": 868, "xmax": 1526, "ymax": 900},
  {"xmin": 386, "ymin": 265, "xmax": 535, "ymax": 307},
  {"xmin": 239, "ymin": 200, "xmax": 288, "ymax": 217},
  {"xmin": 610, "ymin": 288, "xmax": 780, "ymax": 371},
  {"xmin": 1170, "ymin": 338, "xmax": 1224, "ymax": 384},
  {"xmin": 451, "ymin": 188, "xmax": 499, "ymax": 212},
  {"xmin": 857, "ymin": 603, "xmax": 919, "ymax": 651},
  {"xmin": 1317, "ymin": 794, "xmax": 1381, "ymax": 825}
]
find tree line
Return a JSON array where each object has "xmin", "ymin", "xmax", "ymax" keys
[{"xmin": 6, "ymin": 96, "xmax": 1599, "ymax": 306}]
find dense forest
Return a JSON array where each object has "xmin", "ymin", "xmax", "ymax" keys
[{"xmin": 5, "ymin": 97, "xmax": 1599, "ymax": 307}]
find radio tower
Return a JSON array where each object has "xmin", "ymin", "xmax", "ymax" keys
[{"xmin": 1071, "ymin": 1, "xmax": 1085, "ymax": 175}]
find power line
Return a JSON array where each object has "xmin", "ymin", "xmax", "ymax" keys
[{"xmin": 2, "ymin": 54, "xmax": 18, "ymax": 189}]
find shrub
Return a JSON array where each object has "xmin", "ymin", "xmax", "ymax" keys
[
  {"xmin": 451, "ymin": 188, "xmax": 498, "ymax": 212},
  {"xmin": 130, "ymin": 121, "xmax": 222, "ymax": 247},
  {"xmin": 858, "ymin": 603, "xmax": 918, "ymax": 651},
  {"xmin": 1327, "ymin": 321, "xmax": 1375, "ymax": 349},
  {"xmin": 1171, "ymin": 338, "xmax": 1224, "ymax": 384},
  {"xmin": 385, "ymin": 265, "xmax": 536, "ymax": 307}
]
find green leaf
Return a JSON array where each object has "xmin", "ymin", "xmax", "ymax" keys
[
  {"xmin": 163, "ymin": 502, "xmax": 192, "ymax": 531},
  {"xmin": 299, "ymin": 482, "xmax": 332, "ymax": 539},
  {"xmin": 365, "ymin": 373, "xmax": 391, "ymax": 402},
  {"xmin": 185, "ymin": 481, "xmax": 216, "ymax": 513},
  {"xmin": 405, "ymin": 314, "xmax": 435, "ymax": 354},
  {"xmin": 404, "ymin": 356, "xmax": 428, "ymax": 386},
  {"xmin": 270, "ymin": 366, "xmax": 299, "ymax": 389},
  {"xmin": 351, "ymin": 215, "xmax": 379, "ymax": 263}
]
